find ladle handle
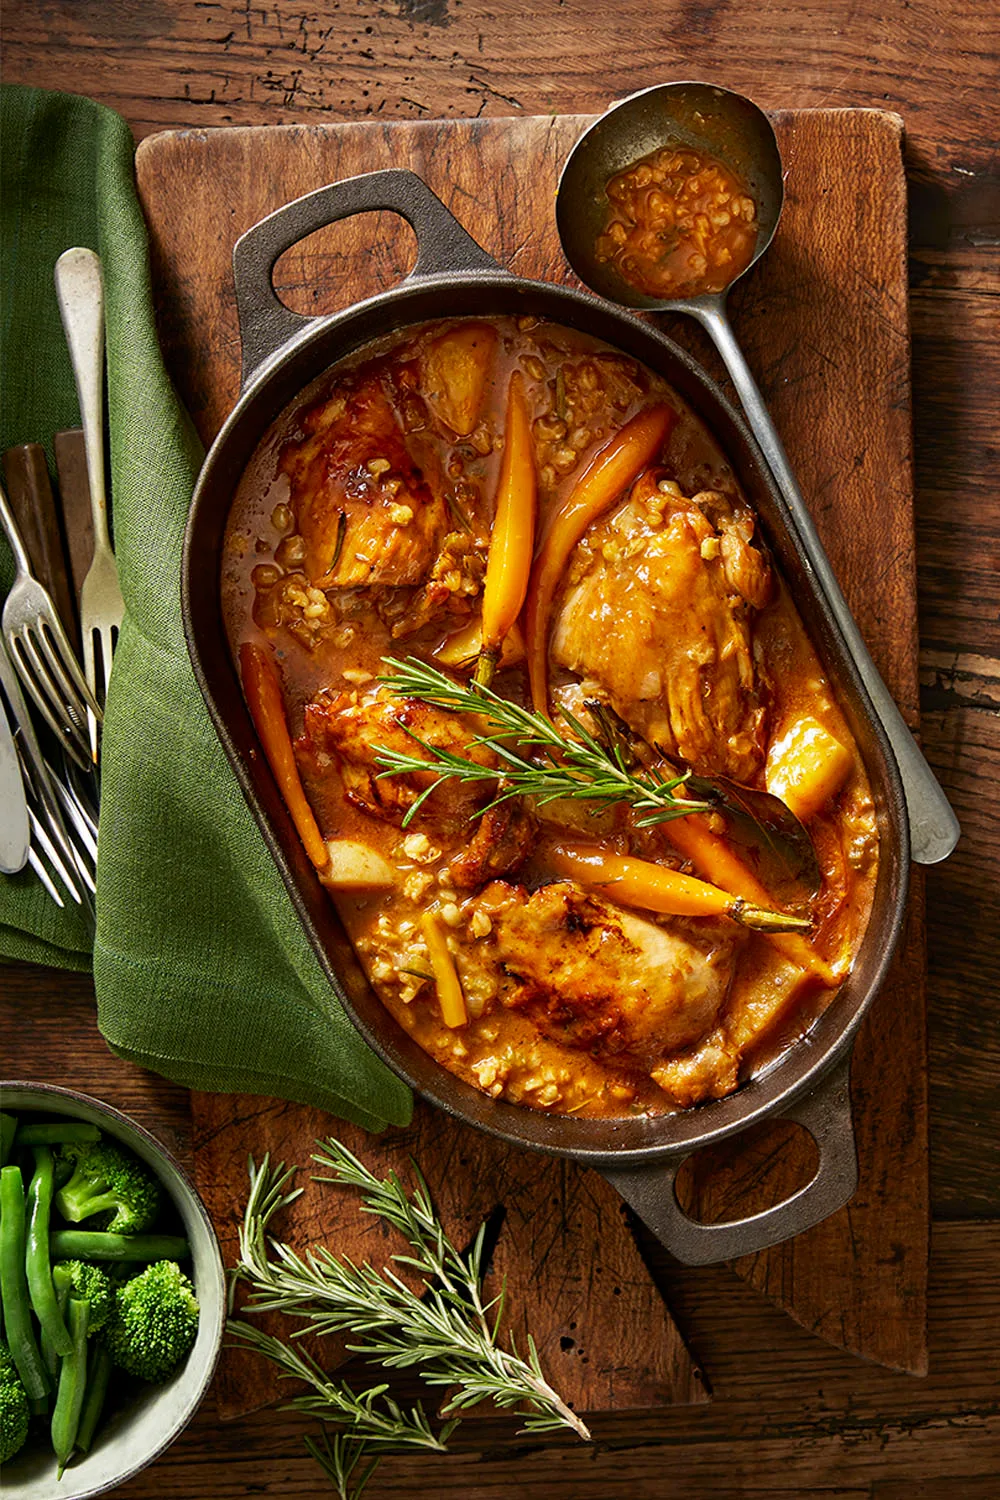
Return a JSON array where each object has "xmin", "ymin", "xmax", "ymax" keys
[{"xmin": 696, "ymin": 302, "xmax": 959, "ymax": 867}]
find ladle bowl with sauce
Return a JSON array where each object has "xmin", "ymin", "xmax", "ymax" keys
[{"xmin": 557, "ymin": 81, "xmax": 959, "ymax": 868}]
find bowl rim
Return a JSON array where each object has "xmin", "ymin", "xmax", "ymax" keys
[
  {"xmin": 183, "ymin": 269, "xmax": 909, "ymax": 1165},
  {"xmin": 1, "ymin": 1080, "xmax": 225, "ymax": 1499}
]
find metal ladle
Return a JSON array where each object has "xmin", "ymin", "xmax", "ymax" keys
[{"xmin": 556, "ymin": 81, "xmax": 959, "ymax": 866}]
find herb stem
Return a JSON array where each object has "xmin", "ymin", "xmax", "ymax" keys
[{"xmin": 373, "ymin": 655, "xmax": 712, "ymax": 827}]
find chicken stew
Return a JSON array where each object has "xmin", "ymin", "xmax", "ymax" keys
[{"xmin": 222, "ymin": 316, "xmax": 879, "ymax": 1119}]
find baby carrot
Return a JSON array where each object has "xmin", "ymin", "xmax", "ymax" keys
[
  {"xmin": 549, "ymin": 841, "xmax": 813, "ymax": 933},
  {"xmin": 524, "ymin": 403, "xmax": 677, "ymax": 714},
  {"xmin": 239, "ymin": 641, "xmax": 329, "ymax": 872},
  {"xmin": 475, "ymin": 372, "xmax": 536, "ymax": 687},
  {"xmin": 421, "ymin": 911, "xmax": 469, "ymax": 1028},
  {"xmin": 664, "ymin": 811, "xmax": 839, "ymax": 985}
]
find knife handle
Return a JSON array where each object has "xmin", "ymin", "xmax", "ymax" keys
[
  {"xmin": 53, "ymin": 429, "xmax": 95, "ymax": 616},
  {"xmin": 1, "ymin": 445, "xmax": 79, "ymax": 653}
]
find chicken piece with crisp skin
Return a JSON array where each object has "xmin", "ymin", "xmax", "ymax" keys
[
  {"xmin": 298, "ymin": 687, "xmax": 535, "ymax": 885},
  {"xmin": 280, "ymin": 375, "xmax": 447, "ymax": 591},
  {"xmin": 550, "ymin": 472, "xmax": 771, "ymax": 782},
  {"xmin": 494, "ymin": 881, "xmax": 737, "ymax": 1069}
]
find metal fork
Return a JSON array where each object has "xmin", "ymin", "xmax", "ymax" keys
[
  {"xmin": 0, "ymin": 635, "xmax": 94, "ymax": 915},
  {"xmin": 55, "ymin": 247, "xmax": 124, "ymax": 762},
  {"xmin": 0, "ymin": 478, "xmax": 100, "ymax": 769}
]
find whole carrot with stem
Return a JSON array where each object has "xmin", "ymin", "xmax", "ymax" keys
[
  {"xmin": 240, "ymin": 641, "xmax": 328, "ymax": 872},
  {"xmin": 474, "ymin": 372, "xmax": 536, "ymax": 688},
  {"xmin": 549, "ymin": 840, "xmax": 813, "ymax": 933},
  {"xmin": 662, "ymin": 809, "xmax": 840, "ymax": 985},
  {"xmin": 524, "ymin": 403, "xmax": 677, "ymax": 714}
]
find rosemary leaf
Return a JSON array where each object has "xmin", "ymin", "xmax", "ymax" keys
[
  {"xmin": 305, "ymin": 1432, "xmax": 381, "ymax": 1500},
  {"xmin": 229, "ymin": 1145, "xmax": 591, "ymax": 1494},
  {"xmin": 373, "ymin": 655, "xmax": 713, "ymax": 826}
]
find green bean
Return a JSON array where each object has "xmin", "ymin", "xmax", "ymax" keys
[
  {"xmin": 16, "ymin": 1121, "xmax": 102, "ymax": 1146},
  {"xmin": 26, "ymin": 1147, "xmax": 72, "ymax": 1357},
  {"xmin": 42, "ymin": 1262, "xmax": 73, "ymax": 1380},
  {"xmin": 0, "ymin": 1164, "xmax": 51, "ymax": 1405},
  {"xmin": 49, "ymin": 1230, "xmax": 190, "ymax": 1262},
  {"xmin": 0, "ymin": 1111, "xmax": 17, "ymax": 1166},
  {"xmin": 76, "ymin": 1343, "xmax": 113, "ymax": 1453},
  {"xmin": 52, "ymin": 1295, "xmax": 89, "ymax": 1475}
]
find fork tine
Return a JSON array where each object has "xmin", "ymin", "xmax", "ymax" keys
[
  {"xmin": 27, "ymin": 611, "xmax": 102, "ymax": 731},
  {"xmin": 83, "ymin": 627, "xmax": 100, "ymax": 762},
  {"xmin": 28, "ymin": 805, "xmax": 84, "ymax": 905},
  {"xmin": 95, "ymin": 624, "xmax": 117, "ymax": 704},
  {"xmin": 42, "ymin": 613, "xmax": 103, "ymax": 717},
  {"xmin": 47, "ymin": 766, "xmax": 98, "ymax": 886},
  {"xmin": 11, "ymin": 633, "xmax": 91, "ymax": 768},
  {"xmin": 58, "ymin": 764, "xmax": 99, "ymax": 847},
  {"xmin": 11, "ymin": 630, "xmax": 92, "ymax": 769},
  {"xmin": 27, "ymin": 846, "xmax": 65, "ymax": 907}
]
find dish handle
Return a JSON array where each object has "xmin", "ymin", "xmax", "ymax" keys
[
  {"xmin": 599, "ymin": 1057, "xmax": 857, "ymax": 1265},
  {"xmin": 233, "ymin": 168, "xmax": 501, "ymax": 388}
]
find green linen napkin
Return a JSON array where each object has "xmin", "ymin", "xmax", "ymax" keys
[{"xmin": 1, "ymin": 85, "xmax": 411, "ymax": 1132}]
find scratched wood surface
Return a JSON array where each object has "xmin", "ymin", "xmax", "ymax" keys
[
  {"xmin": 131, "ymin": 106, "xmax": 928, "ymax": 1407},
  {"xmin": 4, "ymin": 0, "xmax": 998, "ymax": 1493}
]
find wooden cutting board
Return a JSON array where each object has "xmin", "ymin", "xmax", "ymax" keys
[{"xmin": 136, "ymin": 107, "xmax": 927, "ymax": 1420}]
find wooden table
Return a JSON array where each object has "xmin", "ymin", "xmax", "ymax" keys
[{"xmin": 3, "ymin": 2, "xmax": 998, "ymax": 1494}]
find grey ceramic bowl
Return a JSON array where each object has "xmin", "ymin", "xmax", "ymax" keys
[{"xmin": 1, "ymin": 1082, "xmax": 225, "ymax": 1500}]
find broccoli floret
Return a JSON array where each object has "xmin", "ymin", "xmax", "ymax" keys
[
  {"xmin": 0, "ymin": 1339, "xmax": 30, "ymax": 1465},
  {"xmin": 104, "ymin": 1261, "xmax": 199, "ymax": 1383},
  {"xmin": 52, "ymin": 1260, "xmax": 115, "ymax": 1334},
  {"xmin": 54, "ymin": 1139, "xmax": 161, "ymax": 1235}
]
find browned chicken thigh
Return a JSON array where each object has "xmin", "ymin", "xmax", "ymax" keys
[
  {"xmin": 551, "ymin": 473, "xmax": 772, "ymax": 782},
  {"xmin": 494, "ymin": 881, "xmax": 737, "ymax": 1068},
  {"xmin": 280, "ymin": 375, "xmax": 447, "ymax": 591},
  {"xmin": 298, "ymin": 687, "xmax": 535, "ymax": 886}
]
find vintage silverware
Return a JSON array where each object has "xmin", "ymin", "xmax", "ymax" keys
[
  {"xmin": 54, "ymin": 428, "xmax": 95, "ymax": 611},
  {"xmin": 0, "ymin": 687, "xmax": 30, "ymax": 874},
  {"xmin": 0, "ymin": 477, "xmax": 99, "ymax": 769},
  {"xmin": 2, "ymin": 443, "xmax": 80, "ymax": 653},
  {"xmin": 555, "ymin": 81, "xmax": 960, "ymax": 867},
  {"xmin": 55, "ymin": 247, "xmax": 124, "ymax": 762},
  {"xmin": 0, "ymin": 636, "xmax": 91, "ymax": 911}
]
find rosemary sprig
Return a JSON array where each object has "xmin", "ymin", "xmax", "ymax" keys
[
  {"xmin": 226, "ymin": 1319, "xmax": 450, "ymax": 1450},
  {"xmin": 305, "ymin": 1432, "xmax": 381, "ymax": 1500},
  {"xmin": 374, "ymin": 655, "xmax": 713, "ymax": 827},
  {"xmin": 229, "ymin": 1144, "xmax": 590, "ymax": 1497}
]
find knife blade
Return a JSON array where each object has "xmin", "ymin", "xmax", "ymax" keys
[{"xmin": 0, "ymin": 684, "xmax": 30, "ymax": 873}]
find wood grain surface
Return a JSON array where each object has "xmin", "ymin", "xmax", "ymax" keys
[
  {"xmin": 3, "ymin": 0, "xmax": 998, "ymax": 1493},
  {"xmin": 198, "ymin": 1098, "xmax": 707, "ymax": 1420},
  {"xmin": 134, "ymin": 104, "xmax": 928, "ymax": 1402}
]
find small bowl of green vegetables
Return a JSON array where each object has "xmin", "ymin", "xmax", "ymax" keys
[{"xmin": 1, "ymin": 1082, "xmax": 225, "ymax": 1499}]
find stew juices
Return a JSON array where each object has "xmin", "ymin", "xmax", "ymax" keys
[
  {"xmin": 594, "ymin": 142, "xmax": 758, "ymax": 300},
  {"xmin": 222, "ymin": 317, "xmax": 878, "ymax": 1119}
]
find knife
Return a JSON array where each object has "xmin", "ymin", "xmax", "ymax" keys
[{"xmin": 0, "ymin": 685, "xmax": 30, "ymax": 873}]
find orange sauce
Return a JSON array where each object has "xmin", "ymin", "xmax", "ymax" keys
[
  {"xmin": 595, "ymin": 142, "xmax": 758, "ymax": 299},
  {"xmin": 221, "ymin": 317, "xmax": 878, "ymax": 1120}
]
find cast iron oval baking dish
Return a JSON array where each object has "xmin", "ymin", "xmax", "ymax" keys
[{"xmin": 182, "ymin": 169, "xmax": 909, "ymax": 1265}]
